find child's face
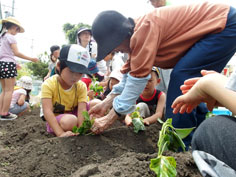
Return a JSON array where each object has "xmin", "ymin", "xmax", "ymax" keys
[
  {"xmin": 60, "ymin": 67, "xmax": 83, "ymax": 86},
  {"xmin": 9, "ymin": 25, "xmax": 20, "ymax": 35},
  {"xmin": 149, "ymin": 0, "xmax": 166, "ymax": 8},
  {"xmin": 78, "ymin": 31, "xmax": 91, "ymax": 44},
  {"xmin": 143, "ymin": 72, "xmax": 160, "ymax": 93},
  {"xmin": 52, "ymin": 49, "xmax": 60, "ymax": 59},
  {"xmin": 109, "ymin": 78, "xmax": 120, "ymax": 90}
]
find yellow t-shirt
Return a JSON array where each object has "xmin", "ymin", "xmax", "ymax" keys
[{"xmin": 41, "ymin": 75, "xmax": 87, "ymax": 112}]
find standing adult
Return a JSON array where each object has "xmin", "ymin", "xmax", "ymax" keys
[
  {"xmin": 89, "ymin": 2, "xmax": 236, "ymax": 147},
  {"xmin": 77, "ymin": 27, "xmax": 107, "ymax": 75}
]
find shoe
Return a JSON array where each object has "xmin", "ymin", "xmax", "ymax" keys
[{"xmin": 0, "ymin": 113, "xmax": 18, "ymax": 120}]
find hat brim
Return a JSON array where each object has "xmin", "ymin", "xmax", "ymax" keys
[
  {"xmin": 77, "ymin": 28, "xmax": 92, "ymax": 35},
  {"xmin": 96, "ymin": 38, "xmax": 124, "ymax": 62},
  {"xmin": 1, "ymin": 19, "xmax": 25, "ymax": 33},
  {"xmin": 65, "ymin": 61, "xmax": 90, "ymax": 75}
]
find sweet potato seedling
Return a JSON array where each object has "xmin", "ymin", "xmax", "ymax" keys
[
  {"xmin": 130, "ymin": 107, "xmax": 145, "ymax": 133},
  {"xmin": 89, "ymin": 76, "xmax": 103, "ymax": 98},
  {"xmin": 72, "ymin": 111, "xmax": 94, "ymax": 135},
  {"xmin": 150, "ymin": 118, "xmax": 195, "ymax": 177}
]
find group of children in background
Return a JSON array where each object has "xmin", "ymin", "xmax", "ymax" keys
[
  {"xmin": 0, "ymin": 17, "xmax": 38, "ymax": 120},
  {"xmin": 39, "ymin": 27, "xmax": 166, "ymax": 137},
  {"xmin": 0, "ymin": 16, "xmax": 166, "ymax": 137}
]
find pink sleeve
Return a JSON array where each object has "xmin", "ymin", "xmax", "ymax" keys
[{"xmin": 7, "ymin": 34, "xmax": 17, "ymax": 45}]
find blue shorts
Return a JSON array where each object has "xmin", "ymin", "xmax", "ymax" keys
[{"xmin": 9, "ymin": 102, "xmax": 28, "ymax": 115}]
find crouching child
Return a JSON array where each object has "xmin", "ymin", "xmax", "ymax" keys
[
  {"xmin": 125, "ymin": 67, "xmax": 166, "ymax": 126},
  {"xmin": 41, "ymin": 44, "xmax": 92, "ymax": 137}
]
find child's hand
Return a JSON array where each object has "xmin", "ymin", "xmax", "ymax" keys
[
  {"xmin": 124, "ymin": 116, "xmax": 132, "ymax": 126},
  {"xmin": 31, "ymin": 58, "xmax": 39, "ymax": 63},
  {"xmin": 143, "ymin": 119, "xmax": 150, "ymax": 126},
  {"xmin": 59, "ymin": 131, "xmax": 76, "ymax": 137},
  {"xmin": 88, "ymin": 90, "xmax": 95, "ymax": 100}
]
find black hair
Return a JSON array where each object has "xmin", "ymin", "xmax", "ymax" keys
[
  {"xmin": 0, "ymin": 22, "xmax": 17, "ymax": 37},
  {"xmin": 25, "ymin": 89, "xmax": 32, "ymax": 103},
  {"xmin": 49, "ymin": 45, "xmax": 60, "ymax": 63},
  {"xmin": 57, "ymin": 61, "xmax": 67, "ymax": 75}
]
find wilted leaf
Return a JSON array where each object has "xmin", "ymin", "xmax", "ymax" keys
[
  {"xmin": 150, "ymin": 155, "xmax": 177, "ymax": 177},
  {"xmin": 174, "ymin": 127, "xmax": 195, "ymax": 139},
  {"xmin": 132, "ymin": 118, "xmax": 145, "ymax": 133}
]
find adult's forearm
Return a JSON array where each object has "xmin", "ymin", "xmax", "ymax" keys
[{"xmin": 113, "ymin": 73, "xmax": 150, "ymax": 115}]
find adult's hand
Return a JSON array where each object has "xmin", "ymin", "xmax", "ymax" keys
[
  {"xmin": 88, "ymin": 94, "xmax": 117, "ymax": 118},
  {"xmin": 91, "ymin": 109, "xmax": 119, "ymax": 134},
  {"xmin": 181, "ymin": 70, "xmax": 217, "ymax": 94}
]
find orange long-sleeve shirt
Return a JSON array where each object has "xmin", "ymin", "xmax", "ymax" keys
[{"xmin": 121, "ymin": 2, "xmax": 230, "ymax": 77}]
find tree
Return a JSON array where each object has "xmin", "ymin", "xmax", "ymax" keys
[
  {"xmin": 16, "ymin": 64, "xmax": 32, "ymax": 80},
  {"xmin": 26, "ymin": 52, "xmax": 49, "ymax": 80},
  {"xmin": 63, "ymin": 23, "xmax": 91, "ymax": 44}
]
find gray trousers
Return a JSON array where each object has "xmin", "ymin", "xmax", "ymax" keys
[{"xmin": 192, "ymin": 115, "xmax": 236, "ymax": 171}]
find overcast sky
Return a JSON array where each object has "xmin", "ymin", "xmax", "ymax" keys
[{"xmin": 1, "ymin": 0, "xmax": 236, "ymax": 61}]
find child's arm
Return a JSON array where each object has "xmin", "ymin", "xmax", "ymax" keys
[
  {"xmin": 17, "ymin": 94, "xmax": 26, "ymax": 106},
  {"xmin": 143, "ymin": 92, "xmax": 166, "ymax": 125},
  {"xmin": 42, "ymin": 98, "xmax": 65, "ymax": 136},
  {"xmin": 172, "ymin": 73, "xmax": 236, "ymax": 115},
  {"xmin": 11, "ymin": 43, "xmax": 39, "ymax": 62},
  {"xmin": 44, "ymin": 69, "xmax": 52, "ymax": 81},
  {"xmin": 77, "ymin": 102, "xmax": 87, "ymax": 127}
]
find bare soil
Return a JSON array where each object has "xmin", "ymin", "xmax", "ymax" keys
[{"xmin": 0, "ymin": 108, "xmax": 201, "ymax": 177}]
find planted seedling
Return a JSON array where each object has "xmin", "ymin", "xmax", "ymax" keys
[
  {"xmin": 150, "ymin": 118, "xmax": 195, "ymax": 177},
  {"xmin": 72, "ymin": 111, "xmax": 94, "ymax": 135},
  {"xmin": 89, "ymin": 76, "xmax": 103, "ymax": 98},
  {"xmin": 205, "ymin": 111, "xmax": 215, "ymax": 119},
  {"xmin": 130, "ymin": 107, "xmax": 145, "ymax": 133}
]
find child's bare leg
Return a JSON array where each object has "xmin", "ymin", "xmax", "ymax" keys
[
  {"xmin": 17, "ymin": 103, "xmax": 30, "ymax": 117},
  {"xmin": 0, "ymin": 79, "xmax": 5, "ymax": 114},
  {"xmin": 89, "ymin": 99, "xmax": 102, "ymax": 109},
  {"xmin": 1, "ymin": 78, "xmax": 15, "ymax": 115},
  {"xmin": 59, "ymin": 114, "xmax": 77, "ymax": 131}
]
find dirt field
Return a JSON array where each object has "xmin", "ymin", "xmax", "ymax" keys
[{"xmin": 0, "ymin": 108, "xmax": 201, "ymax": 177}]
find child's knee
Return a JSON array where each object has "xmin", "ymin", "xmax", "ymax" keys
[{"xmin": 59, "ymin": 114, "xmax": 77, "ymax": 131}]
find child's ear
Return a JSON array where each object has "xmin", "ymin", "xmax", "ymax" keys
[{"xmin": 157, "ymin": 78, "xmax": 161, "ymax": 84}]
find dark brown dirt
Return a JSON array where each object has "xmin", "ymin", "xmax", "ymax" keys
[{"xmin": 0, "ymin": 108, "xmax": 201, "ymax": 177}]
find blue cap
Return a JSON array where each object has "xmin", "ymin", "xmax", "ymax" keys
[{"xmin": 88, "ymin": 59, "xmax": 99, "ymax": 74}]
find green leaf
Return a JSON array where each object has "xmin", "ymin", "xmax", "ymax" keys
[
  {"xmin": 150, "ymin": 156, "xmax": 177, "ymax": 177},
  {"xmin": 132, "ymin": 118, "xmax": 145, "ymax": 133},
  {"xmin": 205, "ymin": 112, "xmax": 215, "ymax": 119},
  {"xmin": 174, "ymin": 127, "xmax": 195, "ymax": 139},
  {"xmin": 72, "ymin": 126, "xmax": 78, "ymax": 133},
  {"xmin": 157, "ymin": 118, "xmax": 164, "ymax": 124}
]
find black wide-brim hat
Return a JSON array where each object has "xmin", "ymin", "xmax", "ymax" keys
[{"xmin": 92, "ymin": 10, "xmax": 135, "ymax": 61}]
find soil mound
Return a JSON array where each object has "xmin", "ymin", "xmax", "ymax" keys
[{"xmin": 0, "ymin": 108, "xmax": 201, "ymax": 177}]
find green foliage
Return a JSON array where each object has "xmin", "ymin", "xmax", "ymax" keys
[
  {"xmin": 27, "ymin": 61, "xmax": 48, "ymax": 80},
  {"xmin": 63, "ymin": 23, "xmax": 91, "ymax": 44},
  {"xmin": 16, "ymin": 64, "xmax": 32, "ymax": 80},
  {"xmin": 150, "ymin": 118, "xmax": 188, "ymax": 177},
  {"xmin": 130, "ymin": 107, "xmax": 145, "ymax": 133},
  {"xmin": 150, "ymin": 156, "xmax": 177, "ymax": 177},
  {"xmin": 174, "ymin": 127, "xmax": 195, "ymax": 139},
  {"xmin": 205, "ymin": 111, "xmax": 215, "ymax": 119},
  {"xmin": 89, "ymin": 77, "xmax": 104, "ymax": 97},
  {"xmin": 72, "ymin": 111, "xmax": 94, "ymax": 135},
  {"xmin": 26, "ymin": 52, "xmax": 49, "ymax": 80}
]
